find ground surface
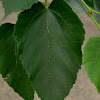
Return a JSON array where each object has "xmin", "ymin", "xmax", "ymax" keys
[{"xmin": 0, "ymin": 0, "xmax": 100, "ymax": 100}]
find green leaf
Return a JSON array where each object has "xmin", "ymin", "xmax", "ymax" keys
[
  {"xmin": 65, "ymin": 0, "xmax": 87, "ymax": 13},
  {"xmin": 93, "ymin": 0, "xmax": 100, "ymax": 25},
  {"xmin": 94, "ymin": 0, "xmax": 100, "ymax": 9},
  {"xmin": 0, "ymin": 23, "xmax": 34, "ymax": 100},
  {"xmin": 65, "ymin": 0, "xmax": 94, "ymax": 13},
  {"xmin": 1, "ymin": 0, "xmax": 38, "ymax": 19},
  {"xmin": 83, "ymin": 36, "xmax": 100, "ymax": 93},
  {"xmin": 15, "ymin": 0, "xmax": 85, "ymax": 100},
  {"xmin": 84, "ymin": 0, "xmax": 94, "ymax": 8},
  {"xmin": 83, "ymin": 0, "xmax": 100, "ymax": 26}
]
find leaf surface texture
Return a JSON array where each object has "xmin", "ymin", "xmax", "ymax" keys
[
  {"xmin": 0, "ymin": 23, "xmax": 34, "ymax": 100},
  {"xmin": 1, "ymin": 0, "xmax": 38, "ymax": 18},
  {"xmin": 83, "ymin": 36, "xmax": 100, "ymax": 93},
  {"xmin": 15, "ymin": 0, "xmax": 85, "ymax": 99}
]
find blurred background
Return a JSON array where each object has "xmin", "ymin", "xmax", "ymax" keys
[{"xmin": 0, "ymin": 0, "xmax": 100, "ymax": 100}]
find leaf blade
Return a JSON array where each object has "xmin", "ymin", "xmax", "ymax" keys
[
  {"xmin": 1, "ymin": 0, "xmax": 38, "ymax": 18},
  {"xmin": 84, "ymin": 0, "xmax": 94, "ymax": 8},
  {"xmin": 65, "ymin": 0, "xmax": 94, "ymax": 13},
  {"xmin": 15, "ymin": 0, "xmax": 85, "ymax": 100},
  {"xmin": 93, "ymin": 0, "xmax": 100, "ymax": 26},
  {"xmin": 83, "ymin": 36, "xmax": 100, "ymax": 93},
  {"xmin": 65, "ymin": 0, "xmax": 87, "ymax": 13},
  {"xmin": 0, "ymin": 23, "xmax": 34, "ymax": 100}
]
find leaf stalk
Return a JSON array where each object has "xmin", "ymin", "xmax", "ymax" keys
[
  {"xmin": 45, "ymin": 0, "xmax": 48, "ymax": 9},
  {"xmin": 91, "ymin": 9, "xmax": 100, "ymax": 15},
  {"xmin": 89, "ymin": 13, "xmax": 100, "ymax": 30}
]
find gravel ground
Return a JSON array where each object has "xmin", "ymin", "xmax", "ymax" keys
[{"xmin": 0, "ymin": 0, "xmax": 100, "ymax": 100}]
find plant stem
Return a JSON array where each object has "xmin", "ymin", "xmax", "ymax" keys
[
  {"xmin": 45, "ymin": 0, "xmax": 48, "ymax": 9},
  {"xmin": 89, "ymin": 13, "xmax": 100, "ymax": 30},
  {"xmin": 81, "ymin": 0, "xmax": 91, "ymax": 12},
  {"xmin": 91, "ymin": 9, "xmax": 100, "ymax": 15},
  {"xmin": 81, "ymin": 0, "xmax": 100, "ymax": 14},
  {"xmin": 81, "ymin": 0, "xmax": 100, "ymax": 30}
]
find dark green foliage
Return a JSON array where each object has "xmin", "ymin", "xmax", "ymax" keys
[
  {"xmin": 0, "ymin": 0, "xmax": 100, "ymax": 99},
  {"xmin": 14, "ymin": 0, "xmax": 85, "ymax": 99},
  {"xmin": 0, "ymin": 23, "xmax": 34, "ymax": 100}
]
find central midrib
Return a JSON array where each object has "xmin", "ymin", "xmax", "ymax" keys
[{"xmin": 46, "ymin": 9, "xmax": 52, "ymax": 91}]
